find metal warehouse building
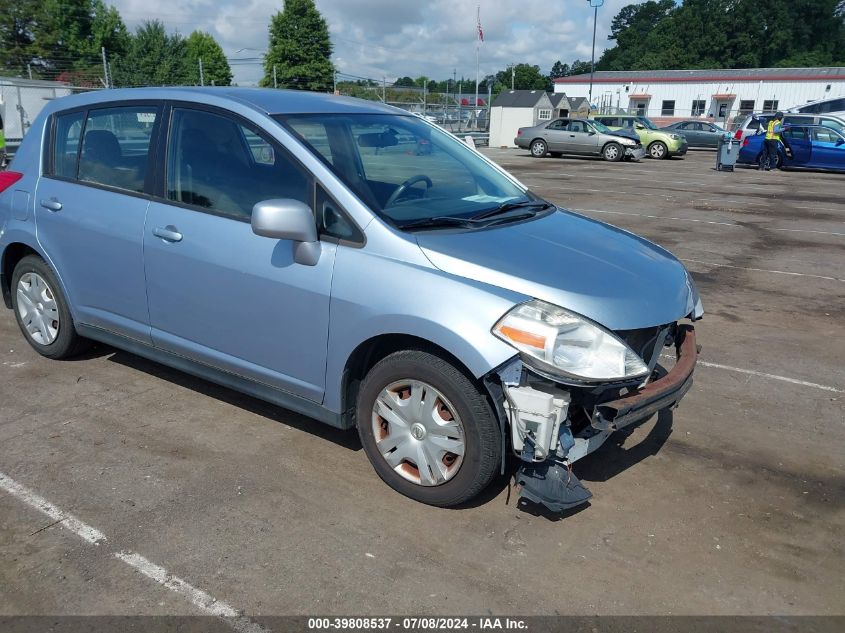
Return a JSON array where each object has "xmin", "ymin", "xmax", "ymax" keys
[{"xmin": 553, "ymin": 67, "xmax": 845, "ymax": 125}]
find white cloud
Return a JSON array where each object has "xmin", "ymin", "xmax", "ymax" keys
[{"xmin": 107, "ymin": 0, "xmax": 647, "ymax": 86}]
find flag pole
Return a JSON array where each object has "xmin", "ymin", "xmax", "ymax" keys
[{"xmin": 475, "ymin": 4, "xmax": 481, "ymax": 129}]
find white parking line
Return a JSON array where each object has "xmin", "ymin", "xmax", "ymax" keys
[
  {"xmin": 0, "ymin": 471, "xmax": 268, "ymax": 633},
  {"xmin": 682, "ymin": 258, "xmax": 844, "ymax": 283},
  {"xmin": 696, "ymin": 360, "xmax": 844, "ymax": 394},
  {"xmin": 573, "ymin": 208, "xmax": 845, "ymax": 237}
]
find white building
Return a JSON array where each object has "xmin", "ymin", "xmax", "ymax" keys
[
  {"xmin": 1, "ymin": 76, "xmax": 74, "ymax": 152},
  {"xmin": 489, "ymin": 90, "xmax": 554, "ymax": 148},
  {"xmin": 553, "ymin": 67, "xmax": 845, "ymax": 125}
]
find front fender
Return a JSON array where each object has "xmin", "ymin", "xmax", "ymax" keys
[{"xmin": 322, "ymin": 247, "xmax": 527, "ymax": 413}]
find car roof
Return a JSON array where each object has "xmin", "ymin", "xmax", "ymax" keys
[{"xmin": 40, "ymin": 87, "xmax": 401, "ymax": 117}]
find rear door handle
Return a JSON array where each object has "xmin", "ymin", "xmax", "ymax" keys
[
  {"xmin": 40, "ymin": 198, "xmax": 62, "ymax": 212},
  {"xmin": 153, "ymin": 226, "xmax": 183, "ymax": 243}
]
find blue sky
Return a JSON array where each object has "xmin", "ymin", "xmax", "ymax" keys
[{"xmin": 107, "ymin": 0, "xmax": 646, "ymax": 85}]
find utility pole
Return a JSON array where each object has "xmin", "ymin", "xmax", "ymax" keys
[
  {"xmin": 511, "ymin": 65, "xmax": 515, "ymax": 90},
  {"xmin": 101, "ymin": 47, "xmax": 110, "ymax": 88},
  {"xmin": 199, "ymin": 58, "xmax": 204, "ymax": 86},
  {"xmin": 382, "ymin": 76, "xmax": 386, "ymax": 103},
  {"xmin": 587, "ymin": 0, "xmax": 604, "ymax": 111},
  {"xmin": 27, "ymin": 64, "xmax": 32, "ymax": 80},
  {"xmin": 273, "ymin": 65, "xmax": 278, "ymax": 89},
  {"xmin": 333, "ymin": 70, "xmax": 337, "ymax": 94}
]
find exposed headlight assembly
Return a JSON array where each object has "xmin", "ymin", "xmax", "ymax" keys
[{"xmin": 493, "ymin": 300, "xmax": 649, "ymax": 382}]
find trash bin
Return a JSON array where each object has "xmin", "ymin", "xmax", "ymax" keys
[{"xmin": 717, "ymin": 135, "xmax": 740, "ymax": 171}]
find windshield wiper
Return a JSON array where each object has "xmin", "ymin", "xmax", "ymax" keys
[
  {"xmin": 470, "ymin": 200, "xmax": 554, "ymax": 221},
  {"xmin": 397, "ymin": 216, "xmax": 480, "ymax": 231}
]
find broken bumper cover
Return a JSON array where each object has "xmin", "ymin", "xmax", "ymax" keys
[
  {"xmin": 591, "ymin": 324, "xmax": 697, "ymax": 434},
  {"xmin": 626, "ymin": 146, "xmax": 646, "ymax": 160},
  {"xmin": 514, "ymin": 325, "xmax": 698, "ymax": 513}
]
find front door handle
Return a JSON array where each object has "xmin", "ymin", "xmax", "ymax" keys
[
  {"xmin": 153, "ymin": 226, "xmax": 183, "ymax": 243},
  {"xmin": 40, "ymin": 198, "xmax": 62, "ymax": 212}
]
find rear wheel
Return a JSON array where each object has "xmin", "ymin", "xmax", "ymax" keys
[
  {"xmin": 356, "ymin": 350, "xmax": 501, "ymax": 507},
  {"xmin": 530, "ymin": 139, "xmax": 548, "ymax": 158},
  {"xmin": 602, "ymin": 142, "xmax": 623, "ymax": 162},
  {"xmin": 648, "ymin": 141, "xmax": 668, "ymax": 159},
  {"xmin": 11, "ymin": 255, "xmax": 89, "ymax": 359}
]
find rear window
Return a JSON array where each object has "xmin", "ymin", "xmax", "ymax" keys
[
  {"xmin": 78, "ymin": 106, "xmax": 158, "ymax": 193},
  {"xmin": 51, "ymin": 112, "xmax": 85, "ymax": 178}
]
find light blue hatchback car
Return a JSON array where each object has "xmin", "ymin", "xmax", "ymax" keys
[{"xmin": 0, "ymin": 88, "xmax": 703, "ymax": 512}]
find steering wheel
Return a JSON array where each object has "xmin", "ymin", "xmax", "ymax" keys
[{"xmin": 385, "ymin": 174, "xmax": 433, "ymax": 207}]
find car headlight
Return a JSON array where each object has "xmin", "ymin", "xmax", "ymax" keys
[
  {"xmin": 670, "ymin": 134, "xmax": 681, "ymax": 140},
  {"xmin": 493, "ymin": 300, "xmax": 649, "ymax": 382},
  {"xmin": 620, "ymin": 138, "xmax": 636, "ymax": 146}
]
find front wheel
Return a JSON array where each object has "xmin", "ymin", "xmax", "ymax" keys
[
  {"xmin": 648, "ymin": 141, "xmax": 668, "ymax": 159},
  {"xmin": 530, "ymin": 139, "xmax": 548, "ymax": 158},
  {"xmin": 356, "ymin": 350, "xmax": 501, "ymax": 507},
  {"xmin": 602, "ymin": 142, "xmax": 623, "ymax": 162}
]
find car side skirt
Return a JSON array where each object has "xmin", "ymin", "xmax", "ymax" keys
[{"xmin": 76, "ymin": 324, "xmax": 347, "ymax": 429}]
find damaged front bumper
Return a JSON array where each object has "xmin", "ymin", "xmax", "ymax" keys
[{"xmin": 495, "ymin": 325, "xmax": 698, "ymax": 512}]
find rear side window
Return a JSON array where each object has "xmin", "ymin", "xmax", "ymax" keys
[
  {"xmin": 78, "ymin": 106, "xmax": 158, "ymax": 193},
  {"xmin": 167, "ymin": 108, "xmax": 311, "ymax": 220},
  {"xmin": 52, "ymin": 111, "xmax": 85, "ymax": 178}
]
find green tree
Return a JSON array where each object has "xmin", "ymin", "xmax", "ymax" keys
[
  {"xmin": 31, "ymin": 0, "xmax": 98, "ymax": 79},
  {"xmin": 0, "ymin": 0, "xmax": 39, "ymax": 76},
  {"xmin": 393, "ymin": 76, "xmax": 415, "ymax": 87},
  {"xmin": 112, "ymin": 20, "xmax": 191, "ymax": 87},
  {"xmin": 90, "ymin": 0, "xmax": 130, "ymax": 59},
  {"xmin": 494, "ymin": 63, "xmax": 549, "ymax": 91},
  {"xmin": 261, "ymin": 0, "xmax": 334, "ymax": 90},
  {"xmin": 550, "ymin": 60, "xmax": 570, "ymax": 79},
  {"xmin": 185, "ymin": 31, "xmax": 232, "ymax": 86}
]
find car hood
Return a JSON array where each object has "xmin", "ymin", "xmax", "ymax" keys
[
  {"xmin": 609, "ymin": 129, "xmax": 640, "ymax": 142},
  {"xmin": 416, "ymin": 210, "xmax": 696, "ymax": 331}
]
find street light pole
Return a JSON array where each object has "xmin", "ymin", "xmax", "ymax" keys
[{"xmin": 587, "ymin": 0, "xmax": 604, "ymax": 112}]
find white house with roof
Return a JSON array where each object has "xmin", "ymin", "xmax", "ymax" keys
[
  {"xmin": 489, "ymin": 90, "xmax": 554, "ymax": 148},
  {"xmin": 553, "ymin": 67, "xmax": 845, "ymax": 125}
]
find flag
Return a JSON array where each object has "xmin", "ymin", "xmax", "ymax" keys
[{"xmin": 477, "ymin": 5, "xmax": 484, "ymax": 42}]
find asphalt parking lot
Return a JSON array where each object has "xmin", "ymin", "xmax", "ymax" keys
[{"xmin": 1, "ymin": 149, "xmax": 843, "ymax": 622}]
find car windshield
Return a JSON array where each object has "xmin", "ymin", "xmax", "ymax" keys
[
  {"xmin": 590, "ymin": 120, "xmax": 613, "ymax": 134},
  {"xmin": 638, "ymin": 117, "xmax": 658, "ymax": 130},
  {"xmin": 278, "ymin": 113, "xmax": 534, "ymax": 227}
]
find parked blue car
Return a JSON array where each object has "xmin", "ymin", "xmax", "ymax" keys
[
  {"xmin": 738, "ymin": 124, "xmax": 845, "ymax": 171},
  {"xmin": 0, "ymin": 88, "xmax": 702, "ymax": 512}
]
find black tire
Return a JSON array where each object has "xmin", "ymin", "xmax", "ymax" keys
[
  {"xmin": 356, "ymin": 349, "xmax": 501, "ymax": 507},
  {"xmin": 10, "ymin": 255, "xmax": 89, "ymax": 359},
  {"xmin": 529, "ymin": 139, "xmax": 548, "ymax": 158},
  {"xmin": 602, "ymin": 142, "xmax": 624, "ymax": 162},
  {"xmin": 648, "ymin": 141, "xmax": 668, "ymax": 159}
]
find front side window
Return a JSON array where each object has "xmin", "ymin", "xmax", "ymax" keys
[
  {"xmin": 812, "ymin": 127, "xmax": 843, "ymax": 143},
  {"xmin": 78, "ymin": 106, "xmax": 158, "ymax": 193},
  {"xmin": 167, "ymin": 108, "xmax": 310, "ymax": 219},
  {"xmin": 638, "ymin": 117, "xmax": 658, "ymax": 130},
  {"xmin": 51, "ymin": 111, "xmax": 85, "ymax": 179},
  {"xmin": 281, "ymin": 113, "xmax": 531, "ymax": 227},
  {"xmin": 819, "ymin": 117, "xmax": 845, "ymax": 132}
]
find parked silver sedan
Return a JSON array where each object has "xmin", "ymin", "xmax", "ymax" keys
[{"xmin": 515, "ymin": 118, "xmax": 645, "ymax": 161}]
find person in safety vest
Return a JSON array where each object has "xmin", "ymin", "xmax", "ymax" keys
[{"xmin": 759, "ymin": 111, "xmax": 784, "ymax": 171}]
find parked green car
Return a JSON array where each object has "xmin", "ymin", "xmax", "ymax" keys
[{"xmin": 593, "ymin": 115, "xmax": 688, "ymax": 159}]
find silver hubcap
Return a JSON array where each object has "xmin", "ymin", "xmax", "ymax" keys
[
  {"xmin": 531, "ymin": 142, "xmax": 545, "ymax": 156},
  {"xmin": 16, "ymin": 272, "xmax": 60, "ymax": 345},
  {"xmin": 651, "ymin": 143, "xmax": 666, "ymax": 158},
  {"xmin": 606, "ymin": 145, "xmax": 619, "ymax": 159},
  {"xmin": 372, "ymin": 380, "xmax": 466, "ymax": 486}
]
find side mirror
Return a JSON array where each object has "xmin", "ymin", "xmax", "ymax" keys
[
  {"xmin": 634, "ymin": 123, "xmax": 645, "ymax": 130},
  {"xmin": 251, "ymin": 198, "xmax": 321, "ymax": 266},
  {"xmin": 836, "ymin": 138, "xmax": 844, "ymax": 146}
]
